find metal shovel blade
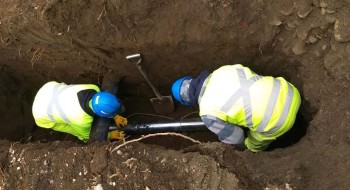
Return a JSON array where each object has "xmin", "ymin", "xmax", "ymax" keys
[
  {"xmin": 126, "ymin": 53, "xmax": 175, "ymax": 114},
  {"xmin": 150, "ymin": 96, "xmax": 175, "ymax": 114}
]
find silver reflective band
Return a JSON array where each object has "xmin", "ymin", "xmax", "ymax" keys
[
  {"xmin": 197, "ymin": 76, "xmax": 210, "ymax": 104},
  {"xmin": 217, "ymin": 120, "xmax": 236, "ymax": 140},
  {"xmin": 256, "ymin": 79, "xmax": 281, "ymax": 132},
  {"xmin": 47, "ymin": 84, "xmax": 72, "ymax": 123},
  {"xmin": 222, "ymin": 126, "xmax": 244, "ymax": 145},
  {"xmin": 221, "ymin": 69, "xmax": 262, "ymax": 128},
  {"xmin": 180, "ymin": 79, "xmax": 192, "ymax": 103},
  {"xmin": 202, "ymin": 115, "xmax": 244, "ymax": 145},
  {"xmin": 263, "ymin": 82, "xmax": 294, "ymax": 135}
]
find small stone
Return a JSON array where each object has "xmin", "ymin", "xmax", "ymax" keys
[
  {"xmin": 270, "ymin": 17, "xmax": 282, "ymax": 26},
  {"xmin": 325, "ymin": 9, "xmax": 336, "ymax": 14},
  {"xmin": 284, "ymin": 19, "xmax": 299, "ymax": 30},
  {"xmin": 320, "ymin": 2, "xmax": 327, "ymax": 8},
  {"xmin": 278, "ymin": 0, "xmax": 295, "ymax": 16},
  {"xmin": 307, "ymin": 35, "xmax": 318, "ymax": 44},
  {"xmin": 292, "ymin": 40, "xmax": 306, "ymax": 55},
  {"xmin": 334, "ymin": 18, "xmax": 350, "ymax": 42},
  {"xmin": 297, "ymin": 8, "xmax": 313, "ymax": 18},
  {"xmin": 296, "ymin": 27, "xmax": 309, "ymax": 40},
  {"xmin": 345, "ymin": 74, "xmax": 350, "ymax": 81},
  {"xmin": 94, "ymin": 184, "xmax": 103, "ymax": 190},
  {"xmin": 296, "ymin": 1, "xmax": 313, "ymax": 18}
]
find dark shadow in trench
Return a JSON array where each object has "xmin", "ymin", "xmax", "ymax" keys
[{"xmin": 19, "ymin": 54, "xmax": 318, "ymax": 153}]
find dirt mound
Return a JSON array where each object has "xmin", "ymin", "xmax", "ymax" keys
[
  {"xmin": 0, "ymin": 0, "xmax": 350, "ymax": 189},
  {"xmin": 0, "ymin": 140, "xmax": 244, "ymax": 190}
]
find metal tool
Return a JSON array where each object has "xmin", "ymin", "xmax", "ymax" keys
[
  {"xmin": 126, "ymin": 53, "xmax": 175, "ymax": 114},
  {"xmin": 109, "ymin": 118, "xmax": 208, "ymax": 134}
]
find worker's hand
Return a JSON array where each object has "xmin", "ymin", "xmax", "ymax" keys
[
  {"xmin": 109, "ymin": 130, "xmax": 125, "ymax": 141},
  {"xmin": 114, "ymin": 115, "xmax": 128, "ymax": 128}
]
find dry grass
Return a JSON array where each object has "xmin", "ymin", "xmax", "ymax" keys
[
  {"xmin": 110, "ymin": 132, "xmax": 201, "ymax": 153},
  {"xmin": 31, "ymin": 48, "xmax": 45, "ymax": 68}
]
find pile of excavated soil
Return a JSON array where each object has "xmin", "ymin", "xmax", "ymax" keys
[
  {"xmin": 0, "ymin": 140, "xmax": 246, "ymax": 190},
  {"xmin": 1, "ymin": 0, "xmax": 350, "ymax": 189}
]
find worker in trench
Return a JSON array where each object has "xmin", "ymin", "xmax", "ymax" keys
[
  {"xmin": 171, "ymin": 64, "xmax": 301, "ymax": 152},
  {"xmin": 32, "ymin": 72, "xmax": 128, "ymax": 143}
]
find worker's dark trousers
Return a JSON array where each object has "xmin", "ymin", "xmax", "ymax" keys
[{"xmin": 88, "ymin": 73, "xmax": 124, "ymax": 143}]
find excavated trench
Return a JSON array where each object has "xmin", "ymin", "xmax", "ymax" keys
[{"xmin": 0, "ymin": 0, "xmax": 350, "ymax": 189}]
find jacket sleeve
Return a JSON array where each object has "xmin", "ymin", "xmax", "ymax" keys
[{"xmin": 201, "ymin": 115, "xmax": 245, "ymax": 146}]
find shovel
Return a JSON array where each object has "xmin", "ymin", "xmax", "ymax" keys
[{"xmin": 126, "ymin": 53, "xmax": 175, "ymax": 114}]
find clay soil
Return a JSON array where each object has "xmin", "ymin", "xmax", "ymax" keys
[{"xmin": 1, "ymin": 0, "xmax": 350, "ymax": 189}]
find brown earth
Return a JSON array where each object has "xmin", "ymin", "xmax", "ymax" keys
[{"xmin": 0, "ymin": 0, "xmax": 350, "ymax": 189}]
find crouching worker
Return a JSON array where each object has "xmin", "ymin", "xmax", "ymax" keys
[
  {"xmin": 171, "ymin": 64, "xmax": 301, "ymax": 152},
  {"xmin": 32, "ymin": 81, "xmax": 128, "ymax": 143}
]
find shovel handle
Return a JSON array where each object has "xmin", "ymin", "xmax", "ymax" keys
[{"xmin": 135, "ymin": 64, "xmax": 163, "ymax": 99}]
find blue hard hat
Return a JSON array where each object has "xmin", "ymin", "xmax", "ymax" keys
[
  {"xmin": 91, "ymin": 92, "xmax": 121, "ymax": 118},
  {"xmin": 171, "ymin": 76, "xmax": 192, "ymax": 105}
]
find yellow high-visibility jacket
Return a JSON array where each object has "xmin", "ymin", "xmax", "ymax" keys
[
  {"xmin": 32, "ymin": 81, "xmax": 100, "ymax": 142},
  {"xmin": 199, "ymin": 64, "xmax": 301, "ymax": 151}
]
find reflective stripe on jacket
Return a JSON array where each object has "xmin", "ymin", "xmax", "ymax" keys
[
  {"xmin": 32, "ymin": 81, "xmax": 100, "ymax": 142},
  {"xmin": 199, "ymin": 64, "xmax": 301, "ymax": 135}
]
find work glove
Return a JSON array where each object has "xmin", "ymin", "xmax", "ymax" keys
[
  {"xmin": 114, "ymin": 115, "xmax": 128, "ymax": 128},
  {"xmin": 109, "ymin": 130, "xmax": 125, "ymax": 141}
]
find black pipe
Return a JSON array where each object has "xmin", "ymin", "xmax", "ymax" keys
[
  {"xmin": 109, "ymin": 118, "xmax": 209, "ymax": 135},
  {"xmin": 88, "ymin": 74, "xmax": 124, "ymax": 143}
]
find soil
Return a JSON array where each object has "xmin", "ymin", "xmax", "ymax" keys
[{"xmin": 0, "ymin": 0, "xmax": 350, "ymax": 189}]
